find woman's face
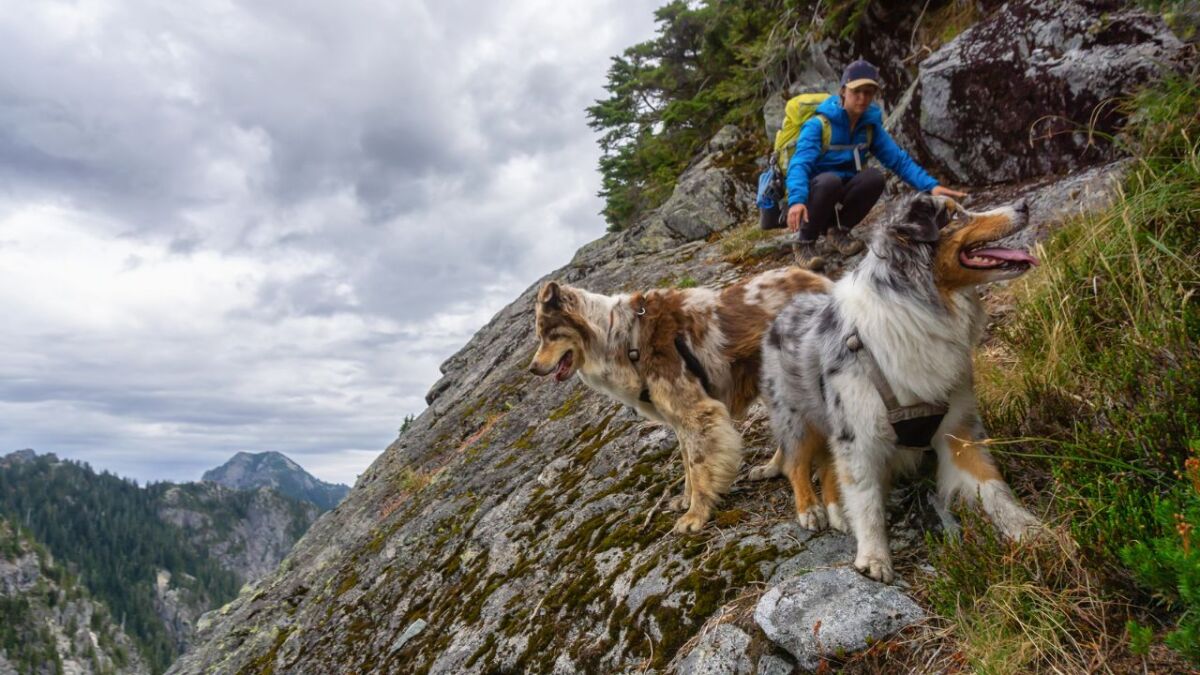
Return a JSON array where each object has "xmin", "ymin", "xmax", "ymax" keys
[{"xmin": 842, "ymin": 84, "xmax": 878, "ymax": 116}]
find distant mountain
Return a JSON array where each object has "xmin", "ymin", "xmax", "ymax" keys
[{"xmin": 202, "ymin": 451, "xmax": 349, "ymax": 511}]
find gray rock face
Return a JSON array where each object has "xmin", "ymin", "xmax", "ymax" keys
[
  {"xmin": 0, "ymin": 549, "xmax": 39, "ymax": 595},
  {"xmin": 153, "ymin": 481, "xmax": 320, "ymax": 654},
  {"xmin": 660, "ymin": 130, "xmax": 755, "ymax": 241},
  {"xmin": 754, "ymin": 568, "xmax": 925, "ymax": 672},
  {"xmin": 153, "ymin": 569, "xmax": 207, "ymax": 656},
  {"xmin": 895, "ymin": 0, "xmax": 1186, "ymax": 185}
]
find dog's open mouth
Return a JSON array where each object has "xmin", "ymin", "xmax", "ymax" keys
[
  {"xmin": 553, "ymin": 351, "xmax": 574, "ymax": 381},
  {"xmin": 960, "ymin": 244, "xmax": 1039, "ymax": 271}
]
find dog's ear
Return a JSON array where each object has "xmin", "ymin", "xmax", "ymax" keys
[
  {"xmin": 538, "ymin": 281, "xmax": 563, "ymax": 310},
  {"xmin": 903, "ymin": 193, "xmax": 952, "ymax": 243}
]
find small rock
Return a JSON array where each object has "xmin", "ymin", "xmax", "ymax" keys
[
  {"xmin": 751, "ymin": 238, "xmax": 788, "ymax": 258},
  {"xmin": 754, "ymin": 568, "xmax": 925, "ymax": 671},
  {"xmin": 672, "ymin": 623, "xmax": 753, "ymax": 675},
  {"xmin": 767, "ymin": 533, "xmax": 855, "ymax": 584},
  {"xmin": 756, "ymin": 653, "xmax": 795, "ymax": 675},
  {"xmin": 708, "ymin": 125, "xmax": 741, "ymax": 152},
  {"xmin": 536, "ymin": 456, "xmax": 572, "ymax": 487},
  {"xmin": 391, "ymin": 618, "xmax": 427, "ymax": 653}
]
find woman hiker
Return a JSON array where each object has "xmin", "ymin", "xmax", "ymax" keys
[{"xmin": 776, "ymin": 59, "xmax": 967, "ymax": 269}]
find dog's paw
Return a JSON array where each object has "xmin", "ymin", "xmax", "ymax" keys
[
  {"xmin": 997, "ymin": 509, "xmax": 1045, "ymax": 543},
  {"xmin": 854, "ymin": 553, "xmax": 895, "ymax": 584},
  {"xmin": 667, "ymin": 494, "xmax": 691, "ymax": 512},
  {"xmin": 826, "ymin": 503, "xmax": 849, "ymax": 533},
  {"xmin": 672, "ymin": 511, "xmax": 708, "ymax": 534},
  {"xmin": 795, "ymin": 504, "xmax": 828, "ymax": 531},
  {"xmin": 746, "ymin": 462, "xmax": 781, "ymax": 481}
]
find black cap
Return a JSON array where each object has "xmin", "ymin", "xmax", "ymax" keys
[{"xmin": 841, "ymin": 59, "xmax": 881, "ymax": 90}]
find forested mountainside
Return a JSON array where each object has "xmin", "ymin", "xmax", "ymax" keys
[
  {"xmin": 172, "ymin": 1, "xmax": 1198, "ymax": 673},
  {"xmin": 1, "ymin": 516, "xmax": 149, "ymax": 675},
  {"xmin": 0, "ymin": 451, "xmax": 321, "ymax": 673}
]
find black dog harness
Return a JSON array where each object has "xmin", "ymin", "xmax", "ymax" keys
[
  {"xmin": 846, "ymin": 331, "xmax": 948, "ymax": 448},
  {"xmin": 627, "ymin": 297, "xmax": 713, "ymax": 404}
]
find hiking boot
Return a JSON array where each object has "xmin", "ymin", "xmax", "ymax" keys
[
  {"xmin": 791, "ymin": 237, "xmax": 826, "ymax": 271},
  {"xmin": 828, "ymin": 227, "xmax": 865, "ymax": 256}
]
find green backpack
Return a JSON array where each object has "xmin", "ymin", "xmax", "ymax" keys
[{"xmin": 772, "ymin": 92, "xmax": 874, "ymax": 173}]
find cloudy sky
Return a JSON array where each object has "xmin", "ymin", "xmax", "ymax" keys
[{"xmin": 0, "ymin": 0, "xmax": 663, "ymax": 486}]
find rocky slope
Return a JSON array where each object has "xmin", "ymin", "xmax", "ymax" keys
[
  {"xmin": 202, "ymin": 451, "xmax": 350, "ymax": 512},
  {"xmin": 168, "ymin": 2, "xmax": 1190, "ymax": 673},
  {"xmin": 0, "ymin": 516, "xmax": 149, "ymax": 675}
]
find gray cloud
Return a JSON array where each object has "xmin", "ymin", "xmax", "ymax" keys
[{"xmin": 0, "ymin": 0, "xmax": 664, "ymax": 484}]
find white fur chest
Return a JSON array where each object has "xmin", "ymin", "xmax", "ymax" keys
[{"xmin": 834, "ymin": 272, "xmax": 979, "ymax": 405}]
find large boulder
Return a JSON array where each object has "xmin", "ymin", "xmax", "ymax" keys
[
  {"xmin": 894, "ymin": 0, "xmax": 1187, "ymax": 185},
  {"xmin": 754, "ymin": 568, "xmax": 925, "ymax": 672},
  {"xmin": 660, "ymin": 126, "xmax": 755, "ymax": 241}
]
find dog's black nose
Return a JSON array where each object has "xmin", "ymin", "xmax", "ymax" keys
[{"xmin": 1014, "ymin": 199, "xmax": 1030, "ymax": 215}]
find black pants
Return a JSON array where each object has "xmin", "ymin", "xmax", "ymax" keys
[
  {"xmin": 800, "ymin": 167, "xmax": 885, "ymax": 241},
  {"xmin": 761, "ymin": 167, "xmax": 885, "ymax": 240}
]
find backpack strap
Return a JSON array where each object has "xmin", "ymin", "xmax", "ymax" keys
[
  {"xmin": 815, "ymin": 114, "xmax": 833, "ymax": 153},
  {"xmin": 825, "ymin": 120, "xmax": 874, "ymax": 172},
  {"xmin": 782, "ymin": 116, "xmax": 875, "ymax": 172}
]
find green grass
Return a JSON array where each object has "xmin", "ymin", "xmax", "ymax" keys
[
  {"xmin": 926, "ymin": 70, "xmax": 1200, "ymax": 671},
  {"xmin": 718, "ymin": 218, "xmax": 775, "ymax": 264}
]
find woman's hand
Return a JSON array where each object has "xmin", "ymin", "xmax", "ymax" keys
[
  {"xmin": 931, "ymin": 185, "xmax": 968, "ymax": 199},
  {"xmin": 787, "ymin": 204, "xmax": 808, "ymax": 232}
]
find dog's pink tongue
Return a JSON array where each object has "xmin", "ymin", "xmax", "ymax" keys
[
  {"xmin": 553, "ymin": 352, "xmax": 573, "ymax": 381},
  {"xmin": 972, "ymin": 247, "xmax": 1039, "ymax": 266}
]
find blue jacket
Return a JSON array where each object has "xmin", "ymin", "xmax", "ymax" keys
[{"xmin": 786, "ymin": 95, "xmax": 938, "ymax": 206}]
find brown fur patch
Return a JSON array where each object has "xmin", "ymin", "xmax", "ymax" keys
[
  {"xmin": 820, "ymin": 460, "xmax": 840, "ymax": 506},
  {"xmin": 718, "ymin": 285, "xmax": 773, "ymax": 362},
  {"xmin": 716, "ymin": 269, "xmax": 830, "ymax": 415},
  {"xmin": 784, "ymin": 425, "xmax": 840, "ymax": 512},
  {"xmin": 725, "ymin": 359, "xmax": 761, "ymax": 419},
  {"xmin": 784, "ymin": 425, "xmax": 823, "ymax": 515},
  {"xmin": 637, "ymin": 291, "xmax": 689, "ymax": 383},
  {"xmin": 946, "ymin": 428, "xmax": 1002, "ymax": 483}
]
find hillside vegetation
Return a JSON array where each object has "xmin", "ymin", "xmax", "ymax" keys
[
  {"xmin": 1, "ymin": 516, "xmax": 146, "ymax": 675},
  {"xmin": 950, "ymin": 72, "xmax": 1200, "ymax": 671}
]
